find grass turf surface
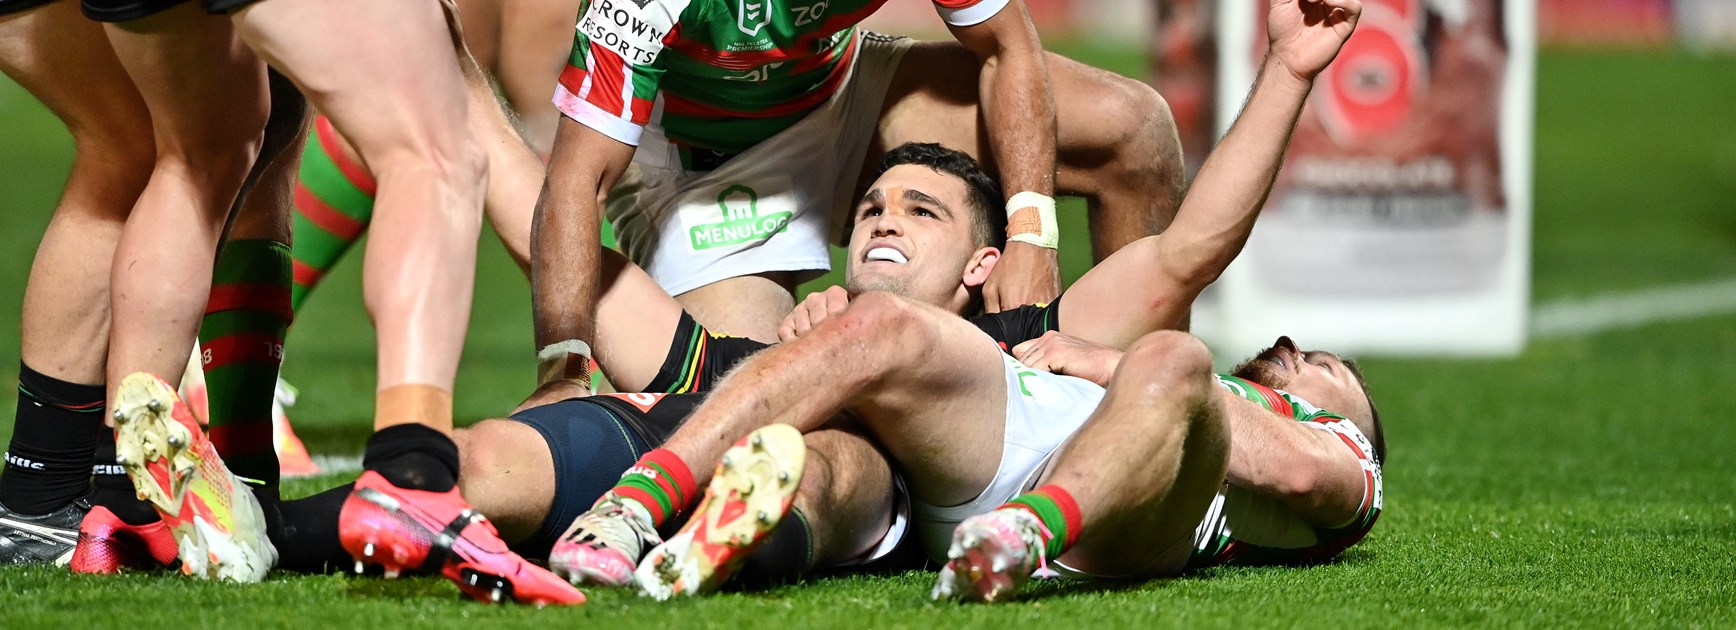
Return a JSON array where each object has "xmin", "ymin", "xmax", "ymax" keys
[{"xmin": 3, "ymin": 48, "xmax": 1735, "ymax": 626}]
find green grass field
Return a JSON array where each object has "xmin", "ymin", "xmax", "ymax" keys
[{"xmin": 3, "ymin": 47, "xmax": 1736, "ymax": 627}]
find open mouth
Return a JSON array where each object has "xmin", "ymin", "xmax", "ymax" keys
[{"xmin": 864, "ymin": 246, "xmax": 908, "ymax": 265}]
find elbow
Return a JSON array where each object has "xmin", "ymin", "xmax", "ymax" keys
[
  {"xmin": 1160, "ymin": 254, "xmax": 1227, "ymax": 297},
  {"xmin": 1272, "ymin": 467, "xmax": 1321, "ymax": 501},
  {"xmin": 1269, "ymin": 444, "xmax": 1337, "ymax": 502},
  {"xmin": 1177, "ymin": 262, "xmax": 1225, "ymax": 295}
]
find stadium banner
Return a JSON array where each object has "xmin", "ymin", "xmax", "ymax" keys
[{"xmin": 1198, "ymin": 0, "xmax": 1535, "ymax": 357}]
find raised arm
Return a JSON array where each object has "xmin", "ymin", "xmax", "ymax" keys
[
  {"xmin": 1057, "ymin": 0, "xmax": 1362, "ymax": 348},
  {"xmin": 947, "ymin": 1, "xmax": 1061, "ymax": 312}
]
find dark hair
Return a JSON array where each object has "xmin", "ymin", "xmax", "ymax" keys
[
  {"xmin": 876, "ymin": 142, "xmax": 1006, "ymax": 248},
  {"xmin": 1341, "ymin": 359, "xmax": 1386, "ymax": 467}
]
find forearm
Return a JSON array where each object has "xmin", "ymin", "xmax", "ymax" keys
[
  {"xmin": 1159, "ymin": 55, "xmax": 1313, "ymax": 288},
  {"xmin": 978, "ymin": 37, "xmax": 1056, "ymax": 198},
  {"xmin": 530, "ymin": 173, "xmax": 602, "ymax": 350},
  {"xmin": 1221, "ymin": 391, "xmax": 1357, "ymax": 526},
  {"xmin": 531, "ymin": 121, "xmax": 611, "ymax": 351}
]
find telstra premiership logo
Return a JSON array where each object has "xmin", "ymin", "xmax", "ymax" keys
[
  {"xmin": 738, "ymin": 0, "xmax": 770, "ymax": 35},
  {"xmin": 689, "ymin": 184, "xmax": 792, "ymax": 250}
]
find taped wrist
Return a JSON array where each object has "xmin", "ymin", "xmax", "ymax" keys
[
  {"xmin": 1005, "ymin": 191, "xmax": 1058, "ymax": 249},
  {"xmin": 537, "ymin": 339, "xmax": 594, "ymax": 387}
]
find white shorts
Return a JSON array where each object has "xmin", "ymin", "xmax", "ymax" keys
[
  {"xmin": 910, "ymin": 353, "xmax": 1107, "ymax": 563},
  {"xmin": 606, "ymin": 33, "xmax": 914, "ymax": 297}
]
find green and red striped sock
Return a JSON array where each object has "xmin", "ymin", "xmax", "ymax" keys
[
  {"xmin": 201, "ymin": 239, "xmax": 291, "ymax": 492},
  {"xmin": 290, "ymin": 115, "xmax": 376, "ymax": 312},
  {"xmin": 608, "ymin": 449, "xmax": 698, "ymax": 528},
  {"xmin": 1004, "ymin": 485, "xmax": 1084, "ymax": 561}
]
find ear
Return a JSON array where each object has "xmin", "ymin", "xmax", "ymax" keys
[{"xmin": 961, "ymin": 246, "xmax": 1001, "ymax": 288}]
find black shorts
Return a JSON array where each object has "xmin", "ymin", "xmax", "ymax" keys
[
  {"xmin": 505, "ymin": 398, "xmax": 652, "ymax": 558},
  {"xmin": 0, "ymin": 0, "xmax": 55, "ymax": 17},
  {"xmin": 81, "ymin": 0, "xmax": 260, "ymax": 23}
]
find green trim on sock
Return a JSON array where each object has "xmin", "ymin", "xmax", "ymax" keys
[
  {"xmin": 615, "ymin": 474, "xmax": 675, "ymax": 521},
  {"xmin": 1009, "ymin": 493, "xmax": 1070, "ymax": 560}
]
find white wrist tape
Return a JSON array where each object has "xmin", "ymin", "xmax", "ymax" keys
[
  {"xmin": 536, "ymin": 339, "xmax": 594, "ymax": 387},
  {"xmin": 1005, "ymin": 191, "xmax": 1059, "ymax": 249}
]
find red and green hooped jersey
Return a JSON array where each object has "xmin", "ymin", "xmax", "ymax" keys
[
  {"xmin": 1187, "ymin": 374, "xmax": 1385, "ymax": 569},
  {"xmin": 554, "ymin": 0, "xmax": 1009, "ymax": 153}
]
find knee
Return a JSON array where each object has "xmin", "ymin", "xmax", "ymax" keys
[
  {"xmin": 162, "ymin": 114, "xmax": 267, "ymax": 190},
  {"xmin": 1079, "ymin": 77, "xmax": 1182, "ymax": 190},
  {"xmin": 830, "ymin": 292, "xmax": 926, "ymax": 345},
  {"xmin": 454, "ymin": 420, "xmax": 526, "ymax": 514},
  {"xmin": 378, "ymin": 122, "xmax": 487, "ymax": 193},
  {"xmin": 1120, "ymin": 331, "xmax": 1212, "ymax": 394},
  {"xmin": 68, "ymin": 126, "xmax": 155, "ymax": 207}
]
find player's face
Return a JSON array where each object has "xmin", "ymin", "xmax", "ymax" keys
[
  {"xmin": 843, "ymin": 165, "xmax": 996, "ymax": 309},
  {"xmin": 1231, "ymin": 336, "xmax": 1372, "ymax": 423}
]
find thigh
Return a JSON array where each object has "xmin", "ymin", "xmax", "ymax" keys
[
  {"xmin": 102, "ymin": 2, "xmax": 268, "ymax": 151},
  {"xmin": 846, "ymin": 299, "xmax": 1014, "ymax": 510},
  {"xmin": 484, "ymin": 400, "xmax": 652, "ymax": 556},
  {"xmin": 0, "ymin": 1, "xmax": 152, "ymax": 166},
  {"xmin": 674, "ymin": 273, "xmax": 796, "ymax": 343},
  {"xmin": 231, "ymin": 0, "xmax": 469, "ymax": 165},
  {"xmin": 870, "ymin": 42, "xmax": 1161, "ymax": 197}
]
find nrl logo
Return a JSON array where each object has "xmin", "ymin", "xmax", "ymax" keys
[{"xmin": 738, "ymin": 0, "xmax": 770, "ymax": 36}]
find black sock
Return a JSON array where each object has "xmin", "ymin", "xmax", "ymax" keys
[
  {"xmin": 264, "ymin": 484, "xmax": 353, "ymax": 573},
  {"xmin": 88, "ymin": 431, "xmax": 160, "ymax": 526},
  {"xmin": 734, "ymin": 507, "xmax": 817, "ymax": 587},
  {"xmin": 361, "ymin": 424, "xmax": 459, "ymax": 492},
  {"xmin": 0, "ymin": 363, "xmax": 104, "ymax": 515}
]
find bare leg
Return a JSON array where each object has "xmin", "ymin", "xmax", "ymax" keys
[
  {"xmin": 1038, "ymin": 331, "xmax": 1230, "ymax": 577},
  {"xmin": 225, "ymin": 72, "xmax": 308, "ymax": 246},
  {"xmin": 460, "ymin": 40, "xmax": 539, "ymax": 275},
  {"xmin": 455, "ymin": 420, "xmax": 555, "ymax": 542},
  {"xmin": 103, "ymin": 5, "xmax": 269, "ymax": 394},
  {"xmin": 872, "ymin": 42, "xmax": 1187, "ymax": 257},
  {"xmin": 787, "ymin": 429, "xmax": 895, "ymax": 567},
  {"xmin": 674, "ymin": 273, "xmax": 798, "ymax": 344},
  {"xmin": 233, "ymin": 0, "xmax": 486, "ymax": 432},
  {"xmin": 0, "ymin": 3, "xmax": 153, "ymax": 384},
  {"xmin": 0, "ymin": 4, "xmax": 153, "ymax": 521},
  {"xmin": 659, "ymin": 292, "xmax": 1008, "ymax": 508},
  {"xmin": 457, "ymin": 419, "xmax": 891, "ymax": 572}
]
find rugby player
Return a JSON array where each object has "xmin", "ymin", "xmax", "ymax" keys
[
  {"xmin": 531, "ymin": 0, "xmax": 1188, "ymax": 355},
  {"xmin": 51, "ymin": 0, "xmax": 582, "ymax": 605},
  {"xmin": 0, "ymin": 1, "xmax": 154, "ymax": 564},
  {"xmin": 0, "ymin": 0, "xmax": 307, "ymax": 568},
  {"xmin": 546, "ymin": 0, "xmax": 1380, "ymax": 600}
]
